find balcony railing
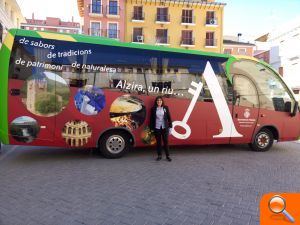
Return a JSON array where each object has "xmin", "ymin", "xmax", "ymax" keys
[
  {"xmin": 89, "ymin": 28, "xmax": 120, "ymax": 39},
  {"xmin": 181, "ymin": 37, "xmax": 195, "ymax": 45},
  {"xmin": 132, "ymin": 34, "xmax": 144, "ymax": 43},
  {"xmin": 156, "ymin": 14, "xmax": 170, "ymax": 22},
  {"xmin": 156, "ymin": 36, "xmax": 169, "ymax": 44},
  {"xmin": 107, "ymin": 5, "xmax": 120, "ymax": 15},
  {"xmin": 205, "ymin": 38, "xmax": 217, "ymax": 46},
  {"xmin": 181, "ymin": 16, "xmax": 195, "ymax": 24},
  {"xmin": 89, "ymin": 4, "xmax": 103, "ymax": 14},
  {"xmin": 106, "ymin": 29, "xmax": 120, "ymax": 38},
  {"xmin": 206, "ymin": 18, "xmax": 218, "ymax": 25},
  {"xmin": 132, "ymin": 12, "xmax": 145, "ymax": 21},
  {"xmin": 89, "ymin": 28, "xmax": 105, "ymax": 36}
]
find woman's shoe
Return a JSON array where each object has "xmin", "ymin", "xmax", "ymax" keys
[
  {"xmin": 166, "ymin": 156, "xmax": 172, "ymax": 162},
  {"xmin": 156, "ymin": 156, "xmax": 162, "ymax": 161}
]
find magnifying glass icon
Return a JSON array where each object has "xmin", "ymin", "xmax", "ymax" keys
[{"xmin": 268, "ymin": 195, "xmax": 295, "ymax": 223}]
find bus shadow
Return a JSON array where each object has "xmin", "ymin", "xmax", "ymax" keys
[{"xmin": 7, "ymin": 143, "xmax": 279, "ymax": 163}]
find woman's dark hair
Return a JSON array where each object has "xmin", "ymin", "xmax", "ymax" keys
[{"xmin": 154, "ymin": 96, "xmax": 165, "ymax": 107}]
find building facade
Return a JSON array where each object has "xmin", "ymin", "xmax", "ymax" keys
[
  {"xmin": 125, "ymin": 0, "xmax": 225, "ymax": 53},
  {"xmin": 0, "ymin": 0, "xmax": 24, "ymax": 45},
  {"xmin": 223, "ymin": 39, "xmax": 255, "ymax": 56},
  {"xmin": 21, "ymin": 14, "xmax": 80, "ymax": 34},
  {"xmin": 255, "ymin": 17, "xmax": 300, "ymax": 98},
  {"xmin": 77, "ymin": 0, "xmax": 126, "ymax": 41},
  {"xmin": 254, "ymin": 49, "xmax": 270, "ymax": 64}
]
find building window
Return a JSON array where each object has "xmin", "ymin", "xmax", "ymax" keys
[
  {"xmin": 108, "ymin": 23, "xmax": 118, "ymax": 39},
  {"xmin": 238, "ymin": 48, "xmax": 247, "ymax": 55},
  {"xmin": 90, "ymin": 22, "xmax": 101, "ymax": 36},
  {"xmin": 206, "ymin": 32, "xmax": 216, "ymax": 46},
  {"xmin": 132, "ymin": 28, "xmax": 143, "ymax": 43},
  {"xmin": 293, "ymin": 89, "xmax": 300, "ymax": 95},
  {"xmin": 181, "ymin": 30, "xmax": 194, "ymax": 45},
  {"xmin": 156, "ymin": 29, "xmax": 168, "ymax": 44},
  {"xmin": 108, "ymin": 0, "xmax": 119, "ymax": 15},
  {"xmin": 182, "ymin": 9, "xmax": 193, "ymax": 24},
  {"xmin": 91, "ymin": 0, "xmax": 102, "ymax": 14},
  {"xmin": 156, "ymin": 8, "xmax": 169, "ymax": 22},
  {"xmin": 224, "ymin": 49, "xmax": 232, "ymax": 54},
  {"xmin": 206, "ymin": 11, "xmax": 217, "ymax": 25},
  {"xmin": 133, "ymin": 6, "xmax": 144, "ymax": 20}
]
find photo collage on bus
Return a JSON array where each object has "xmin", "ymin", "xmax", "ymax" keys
[{"xmin": 8, "ymin": 35, "xmax": 231, "ymax": 147}]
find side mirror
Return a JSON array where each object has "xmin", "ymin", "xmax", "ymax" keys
[{"xmin": 291, "ymin": 101, "xmax": 299, "ymax": 117}]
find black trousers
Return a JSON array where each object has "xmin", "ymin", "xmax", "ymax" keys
[{"xmin": 154, "ymin": 128, "xmax": 170, "ymax": 157}]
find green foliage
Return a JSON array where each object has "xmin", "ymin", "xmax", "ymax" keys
[{"xmin": 35, "ymin": 93, "xmax": 60, "ymax": 114}]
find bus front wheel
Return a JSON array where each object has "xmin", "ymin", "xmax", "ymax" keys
[
  {"xmin": 98, "ymin": 131, "xmax": 131, "ymax": 158},
  {"xmin": 249, "ymin": 128, "xmax": 274, "ymax": 152}
]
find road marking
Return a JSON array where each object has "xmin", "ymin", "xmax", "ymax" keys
[{"xmin": 0, "ymin": 145, "xmax": 18, "ymax": 161}]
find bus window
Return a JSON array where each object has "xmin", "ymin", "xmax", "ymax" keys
[
  {"xmin": 145, "ymin": 68, "xmax": 199, "ymax": 99},
  {"xmin": 146, "ymin": 51, "xmax": 230, "ymax": 101},
  {"xmin": 233, "ymin": 75, "xmax": 259, "ymax": 108},
  {"xmin": 230, "ymin": 60, "xmax": 295, "ymax": 112}
]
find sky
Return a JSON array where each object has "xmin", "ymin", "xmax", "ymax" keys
[{"xmin": 16, "ymin": 0, "xmax": 300, "ymax": 41}]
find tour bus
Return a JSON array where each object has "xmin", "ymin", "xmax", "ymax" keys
[{"xmin": 0, "ymin": 29, "xmax": 299, "ymax": 158}]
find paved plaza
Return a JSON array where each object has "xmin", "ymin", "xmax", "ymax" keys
[{"xmin": 1, "ymin": 142, "xmax": 300, "ymax": 225}]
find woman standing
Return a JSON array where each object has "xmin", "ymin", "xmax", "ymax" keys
[{"xmin": 150, "ymin": 96, "xmax": 173, "ymax": 161}]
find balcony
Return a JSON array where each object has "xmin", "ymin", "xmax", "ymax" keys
[
  {"xmin": 132, "ymin": 34, "xmax": 144, "ymax": 43},
  {"xmin": 89, "ymin": 28, "xmax": 105, "ymax": 37},
  {"xmin": 205, "ymin": 39, "xmax": 217, "ymax": 48},
  {"xmin": 132, "ymin": 12, "xmax": 145, "ymax": 22},
  {"xmin": 181, "ymin": 16, "xmax": 195, "ymax": 25},
  {"xmin": 89, "ymin": 4, "xmax": 103, "ymax": 16},
  {"xmin": 180, "ymin": 37, "xmax": 195, "ymax": 47},
  {"xmin": 206, "ymin": 18, "xmax": 218, "ymax": 26},
  {"xmin": 106, "ymin": 5, "xmax": 120, "ymax": 17},
  {"xmin": 155, "ymin": 14, "xmax": 170, "ymax": 24},
  {"xmin": 106, "ymin": 29, "xmax": 120, "ymax": 39},
  {"xmin": 156, "ymin": 36, "xmax": 170, "ymax": 45},
  {"xmin": 89, "ymin": 28, "xmax": 120, "ymax": 39}
]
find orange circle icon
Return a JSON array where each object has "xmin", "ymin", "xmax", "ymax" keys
[{"xmin": 269, "ymin": 195, "xmax": 285, "ymax": 213}]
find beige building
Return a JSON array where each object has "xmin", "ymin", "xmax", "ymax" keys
[
  {"xmin": 125, "ymin": 0, "xmax": 225, "ymax": 53},
  {"xmin": 0, "ymin": 0, "xmax": 25, "ymax": 45},
  {"xmin": 26, "ymin": 78, "xmax": 48, "ymax": 114}
]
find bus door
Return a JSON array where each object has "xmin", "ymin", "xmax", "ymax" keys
[{"xmin": 230, "ymin": 75, "xmax": 259, "ymax": 143}]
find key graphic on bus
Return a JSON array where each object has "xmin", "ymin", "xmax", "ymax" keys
[{"xmin": 171, "ymin": 81, "xmax": 203, "ymax": 139}]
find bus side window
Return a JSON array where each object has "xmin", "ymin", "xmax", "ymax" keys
[
  {"xmin": 145, "ymin": 69, "xmax": 198, "ymax": 99},
  {"xmin": 230, "ymin": 60, "xmax": 295, "ymax": 112},
  {"xmin": 197, "ymin": 61, "xmax": 230, "ymax": 103}
]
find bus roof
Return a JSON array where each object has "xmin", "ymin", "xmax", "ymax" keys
[{"xmin": 8, "ymin": 28, "xmax": 233, "ymax": 60}]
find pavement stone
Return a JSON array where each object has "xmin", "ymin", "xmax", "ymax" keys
[{"xmin": 1, "ymin": 142, "xmax": 300, "ymax": 225}]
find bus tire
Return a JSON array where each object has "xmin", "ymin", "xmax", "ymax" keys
[
  {"xmin": 98, "ymin": 130, "xmax": 131, "ymax": 158},
  {"xmin": 249, "ymin": 128, "xmax": 274, "ymax": 152}
]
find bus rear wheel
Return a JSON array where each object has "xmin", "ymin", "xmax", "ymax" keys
[
  {"xmin": 98, "ymin": 131, "xmax": 131, "ymax": 158},
  {"xmin": 249, "ymin": 128, "xmax": 274, "ymax": 152}
]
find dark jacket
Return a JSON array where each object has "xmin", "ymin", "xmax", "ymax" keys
[{"xmin": 150, "ymin": 105, "xmax": 172, "ymax": 131}]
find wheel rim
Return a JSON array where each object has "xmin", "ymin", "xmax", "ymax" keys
[
  {"xmin": 106, "ymin": 135, "xmax": 125, "ymax": 154},
  {"xmin": 256, "ymin": 132, "xmax": 270, "ymax": 148}
]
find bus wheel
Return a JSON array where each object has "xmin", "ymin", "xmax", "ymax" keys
[
  {"xmin": 249, "ymin": 128, "xmax": 274, "ymax": 152},
  {"xmin": 98, "ymin": 131, "xmax": 131, "ymax": 158}
]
